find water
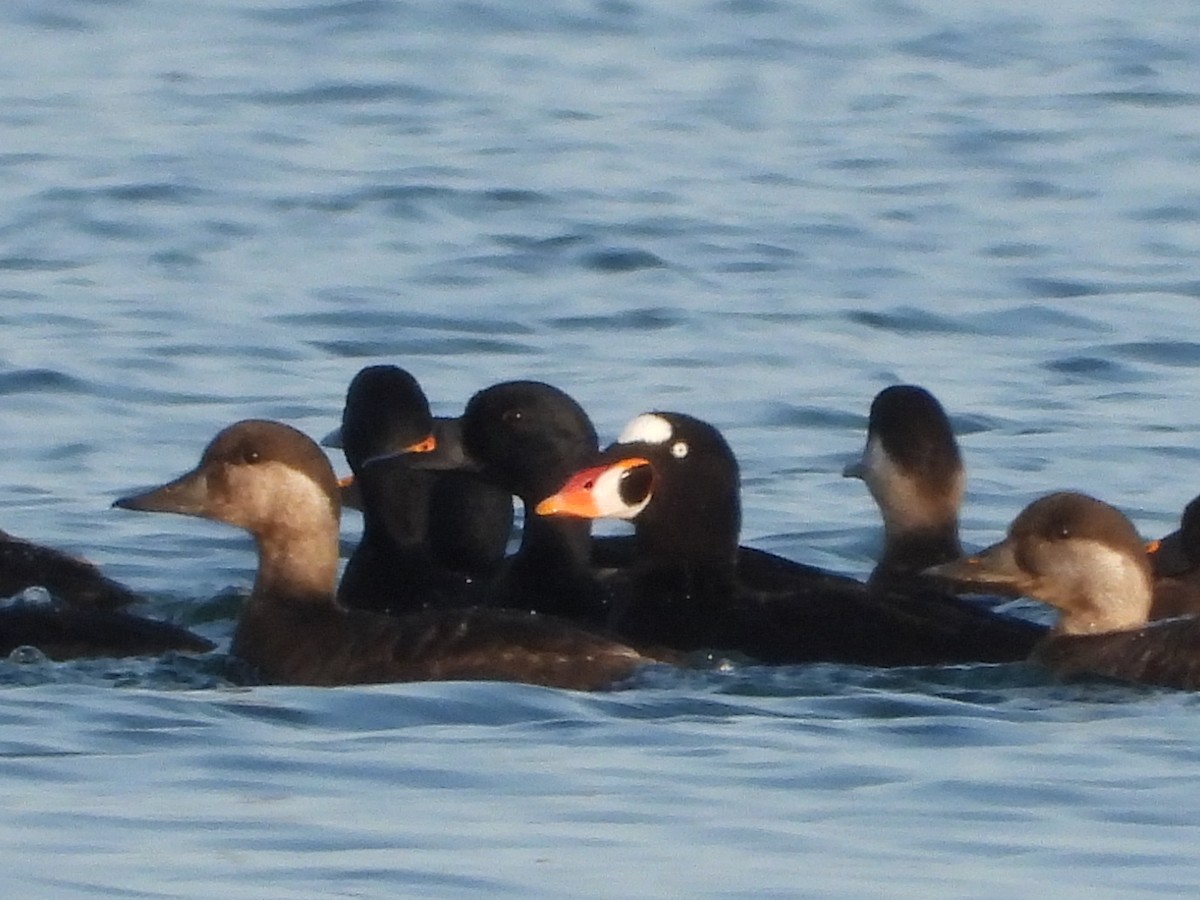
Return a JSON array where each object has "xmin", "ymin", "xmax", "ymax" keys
[{"xmin": 3, "ymin": 0, "xmax": 1200, "ymax": 895}]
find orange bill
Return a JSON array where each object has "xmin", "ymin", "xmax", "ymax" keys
[
  {"xmin": 405, "ymin": 434, "xmax": 437, "ymax": 454},
  {"xmin": 535, "ymin": 457, "xmax": 651, "ymax": 518},
  {"xmin": 535, "ymin": 464, "xmax": 610, "ymax": 517}
]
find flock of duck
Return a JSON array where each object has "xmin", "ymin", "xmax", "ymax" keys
[{"xmin": 3, "ymin": 368, "xmax": 1199, "ymax": 691}]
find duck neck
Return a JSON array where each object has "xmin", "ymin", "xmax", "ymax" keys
[
  {"xmin": 358, "ymin": 466, "xmax": 432, "ymax": 554},
  {"xmin": 1051, "ymin": 565, "xmax": 1154, "ymax": 636},
  {"xmin": 518, "ymin": 504, "xmax": 593, "ymax": 576},
  {"xmin": 876, "ymin": 521, "xmax": 963, "ymax": 580},
  {"xmin": 634, "ymin": 519, "xmax": 739, "ymax": 597},
  {"xmin": 251, "ymin": 516, "xmax": 340, "ymax": 606}
]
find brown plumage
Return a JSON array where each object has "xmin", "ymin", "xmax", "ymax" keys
[{"xmin": 929, "ymin": 492, "xmax": 1200, "ymax": 690}]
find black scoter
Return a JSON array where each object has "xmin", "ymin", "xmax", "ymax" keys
[
  {"xmin": 328, "ymin": 365, "xmax": 511, "ymax": 614},
  {"xmin": 1146, "ymin": 493, "xmax": 1200, "ymax": 619},
  {"xmin": 408, "ymin": 380, "xmax": 614, "ymax": 622}
]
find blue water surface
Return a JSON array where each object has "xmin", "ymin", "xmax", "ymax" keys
[{"xmin": 3, "ymin": 0, "xmax": 1200, "ymax": 895}]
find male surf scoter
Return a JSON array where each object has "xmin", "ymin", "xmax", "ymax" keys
[
  {"xmin": 843, "ymin": 385, "xmax": 965, "ymax": 589},
  {"xmin": 537, "ymin": 411, "xmax": 1044, "ymax": 664},
  {"xmin": 325, "ymin": 365, "xmax": 511, "ymax": 614},
  {"xmin": 927, "ymin": 491, "xmax": 1200, "ymax": 690},
  {"xmin": 113, "ymin": 419, "xmax": 663, "ymax": 689}
]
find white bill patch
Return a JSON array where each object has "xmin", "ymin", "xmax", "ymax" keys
[
  {"xmin": 618, "ymin": 413, "xmax": 673, "ymax": 445},
  {"xmin": 590, "ymin": 464, "xmax": 654, "ymax": 520}
]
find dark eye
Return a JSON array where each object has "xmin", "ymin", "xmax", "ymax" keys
[
  {"xmin": 618, "ymin": 464, "xmax": 654, "ymax": 505},
  {"xmin": 243, "ymin": 448, "xmax": 261, "ymax": 465},
  {"xmin": 501, "ymin": 408, "xmax": 524, "ymax": 425}
]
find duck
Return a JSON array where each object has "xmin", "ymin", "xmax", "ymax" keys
[
  {"xmin": 0, "ymin": 526, "xmax": 143, "ymax": 610},
  {"xmin": 1146, "ymin": 493, "xmax": 1200, "ymax": 619},
  {"xmin": 0, "ymin": 599, "xmax": 214, "ymax": 660},
  {"xmin": 326, "ymin": 365, "xmax": 511, "ymax": 614},
  {"xmin": 842, "ymin": 385, "xmax": 965, "ymax": 589},
  {"xmin": 408, "ymin": 380, "xmax": 617, "ymax": 622},
  {"xmin": 0, "ymin": 529, "xmax": 213, "ymax": 660},
  {"xmin": 113, "ymin": 419, "xmax": 663, "ymax": 689},
  {"xmin": 536, "ymin": 411, "xmax": 1044, "ymax": 665},
  {"xmin": 926, "ymin": 491, "xmax": 1200, "ymax": 690}
]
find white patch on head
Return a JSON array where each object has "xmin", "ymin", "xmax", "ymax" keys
[
  {"xmin": 618, "ymin": 413, "xmax": 673, "ymax": 445},
  {"xmin": 589, "ymin": 464, "xmax": 654, "ymax": 521}
]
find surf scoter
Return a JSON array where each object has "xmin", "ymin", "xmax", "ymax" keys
[
  {"xmin": 326, "ymin": 365, "xmax": 512, "ymax": 614},
  {"xmin": 843, "ymin": 385, "xmax": 965, "ymax": 589},
  {"xmin": 537, "ymin": 411, "xmax": 1044, "ymax": 664},
  {"xmin": 113, "ymin": 419, "xmax": 663, "ymax": 689},
  {"xmin": 927, "ymin": 491, "xmax": 1200, "ymax": 690}
]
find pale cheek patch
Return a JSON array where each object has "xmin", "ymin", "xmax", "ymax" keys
[
  {"xmin": 861, "ymin": 436, "xmax": 961, "ymax": 532},
  {"xmin": 590, "ymin": 465, "xmax": 653, "ymax": 520},
  {"xmin": 618, "ymin": 413, "xmax": 673, "ymax": 445},
  {"xmin": 230, "ymin": 461, "xmax": 337, "ymax": 531},
  {"xmin": 1035, "ymin": 538, "xmax": 1152, "ymax": 632},
  {"xmin": 858, "ymin": 435, "xmax": 887, "ymax": 488}
]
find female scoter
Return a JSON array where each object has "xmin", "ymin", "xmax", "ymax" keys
[
  {"xmin": 537, "ymin": 411, "xmax": 1044, "ymax": 664},
  {"xmin": 328, "ymin": 365, "xmax": 511, "ymax": 614},
  {"xmin": 927, "ymin": 491, "xmax": 1200, "ymax": 690},
  {"xmin": 842, "ymin": 385, "xmax": 965, "ymax": 589},
  {"xmin": 113, "ymin": 419, "xmax": 662, "ymax": 689}
]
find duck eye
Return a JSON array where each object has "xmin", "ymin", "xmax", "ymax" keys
[
  {"xmin": 243, "ymin": 448, "xmax": 261, "ymax": 465},
  {"xmin": 501, "ymin": 408, "xmax": 524, "ymax": 425},
  {"xmin": 618, "ymin": 464, "xmax": 654, "ymax": 505},
  {"xmin": 670, "ymin": 440, "xmax": 688, "ymax": 459}
]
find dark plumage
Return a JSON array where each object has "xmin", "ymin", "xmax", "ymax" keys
[
  {"xmin": 0, "ymin": 525, "xmax": 211, "ymax": 660},
  {"xmin": 1147, "ymin": 493, "xmax": 1200, "ymax": 619},
  {"xmin": 412, "ymin": 381, "xmax": 611, "ymax": 622},
  {"xmin": 0, "ymin": 601, "xmax": 213, "ymax": 660},
  {"xmin": 538, "ymin": 411, "xmax": 1043, "ymax": 664},
  {"xmin": 330, "ymin": 365, "xmax": 511, "ymax": 614},
  {"xmin": 0, "ymin": 527, "xmax": 142, "ymax": 610}
]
